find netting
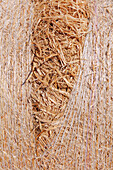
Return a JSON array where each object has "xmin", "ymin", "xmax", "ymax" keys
[{"xmin": 0, "ymin": 0, "xmax": 113, "ymax": 169}]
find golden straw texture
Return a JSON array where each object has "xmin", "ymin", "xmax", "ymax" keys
[
  {"xmin": 0, "ymin": 0, "xmax": 113, "ymax": 169},
  {"xmin": 29, "ymin": 0, "xmax": 90, "ymax": 157}
]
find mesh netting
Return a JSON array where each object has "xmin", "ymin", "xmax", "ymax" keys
[{"xmin": 0, "ymin": 0, "xmax": 113, "ymax": 169}]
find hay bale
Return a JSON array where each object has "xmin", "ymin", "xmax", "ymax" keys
[
  {"xmin": 29, "ymin": 0, "xmax": 90, "ymax": 156},
  {"xmin": 1, "ymin": 0, "xmax": 112, "ymax": 169}
]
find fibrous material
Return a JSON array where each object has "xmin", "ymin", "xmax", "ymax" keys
[
  {"xmin": 30, "ymin": 0, "xmax": 90, "ymax": 157},
  {"xmin": 0, "ymin": 0, "xmax": 113, "ymax": 169}
]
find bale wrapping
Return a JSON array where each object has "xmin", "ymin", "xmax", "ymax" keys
[{"xmin": 0, "ymin": 0, "xmax": 113, "ymax": 169}]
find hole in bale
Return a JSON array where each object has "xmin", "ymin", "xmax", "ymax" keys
[
  {"xmin": 49, "ymin": 28, "xmax": 53, "ymax": 31},
  {"xmin": 48, "ymin": 58, "xmax": 52, "ymax": 62},
  {"xmin": 55, "ymin": 6, "xmax": 59, "ymax": 10},
  {"xmin": 57, "ymin": 84, "xmax": 59, "ymax": 89},
  {"xmin": 45, "ymin": 51, "xmax": 50, "ymax": 55},
  {"xmin": 50, "ymin": 22, "xmax": 53, "ymax": 26},
  {"xmin": 33, "ymin": 116, "xmax": 37, "ymax": 121},
  {"xmin": 58, "ymin": 59, "xmax": 62, "ymax": 65},
  {"xmin": 36, "ymin": 107, "xmax": 40, "ymax": 111},
  {"xmin": 39, "ymin": 87, "xmax": 47, "ymax": 91},
  {"xmin": 43, "ymin": 87, "xmax": 47, "ymax": 91},
  {"xmin": 34, "ymin": 67, "xmax": 37, "ymax": 72}
]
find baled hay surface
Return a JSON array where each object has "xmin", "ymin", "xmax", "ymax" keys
[
  {"xmin": 29, "ymin": 0, "xmax": 90, "ymax": 159},
  {"xmin": 0, "ymin": 0, "xmax": 35, "ymax": 169},
  {"xmin": 1, "ymin": 0, "xmax": 112, "ymax": 170}
]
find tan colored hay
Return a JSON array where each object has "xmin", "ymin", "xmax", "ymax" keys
[
  {"xmin": 29, "ymin": 0, "xmax": 90, "ymax": 156},
  {"xmin": 0, "ymin": 0, "xmax": 113, "ymax": 169}
]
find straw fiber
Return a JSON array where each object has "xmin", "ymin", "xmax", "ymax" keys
[
  {"xmin": 0, "ymin": 0, "xmax": 113, "ymax": 169},
  {"xmin": 30, "ymin": 0, "xmax": 90, "ymax": 157}
]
